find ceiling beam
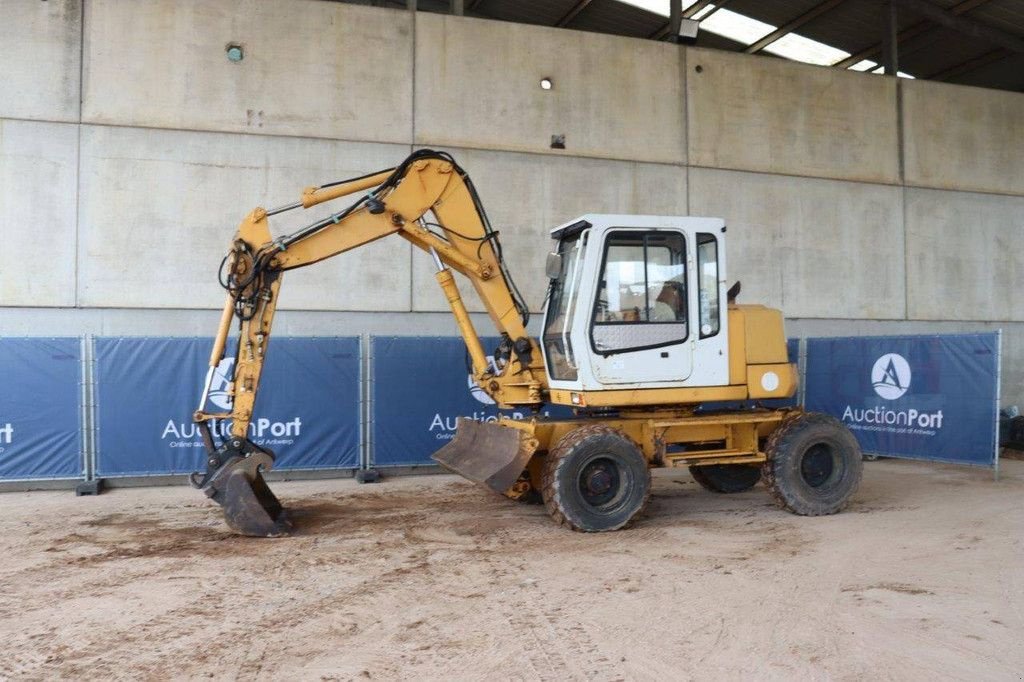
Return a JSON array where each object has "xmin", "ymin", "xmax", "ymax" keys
[
  {"xmin": 467, "ymin": 0, "xmax": 484, "ymax": 10},
  {"xmin": 556, "ymin": 0, "xmax": 596, "ymax": 27},
  {"xmin": 928, "ymin": 47, "xmax": 1014, "ymax": 80},
  {"xmin": 833, "ymin": 0, "xmax": 991, "ymax": 69},
  {"xmin": 880, "ymin": 1, "xmax": 899, "ymax": 74},
  {"xmin": 650, "ymin": 0, "xmax": 732, "ymax": 41},
  {"xmin": 745, "ymin": 0, "xmax": 849, "ymax": 54},
  {"xmin": 891, "ymin": 0, "xmax": 1024, "ymax": 53}
]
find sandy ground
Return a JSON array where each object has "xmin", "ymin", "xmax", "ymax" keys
[{"xmin": 0, "ymin": 459, "xmax": 1021, "ymax": 681}]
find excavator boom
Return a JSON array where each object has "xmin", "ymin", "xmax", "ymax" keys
[{"xmin": 191, "ymin": 151, "xmax": 547, "ymax": 536}]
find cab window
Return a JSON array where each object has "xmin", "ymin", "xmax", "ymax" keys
[
  {"xmin": 591, "ymin": 231, "xmax": 687, "ymax": 355},
  {"xmin": 696, "ymin": 233, "xmax": 720, "ymax": 339}
]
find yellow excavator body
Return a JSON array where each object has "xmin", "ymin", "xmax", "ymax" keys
[{"xmin": 191, "ymin": 150, "xmax": 862, "ymax": 536}]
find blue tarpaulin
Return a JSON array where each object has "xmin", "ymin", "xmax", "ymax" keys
[
  {"xmin": 95, "ymin": 337, "xmax": 360, "ymax": 476},
  {"xmin": 371, "ymin": 336, "xmax": 573, "ymax": 467},
  {"xmin": 0, "ymin": 338, "xmax": 83, "ymax": 480},
  {"xmin": 805, "ymin": 333, "xmax": 1000, "ymax": 466}
]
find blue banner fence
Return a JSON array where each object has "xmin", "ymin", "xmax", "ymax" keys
[
  {"xmin": 805, "ymin": 333, "xmax": 1001, "ymax": 468},
  {"xmin": 0, "ymin": 333, "xmax": 1004, "ymax": 482},
  {"xmin": 0, "ymin": 338, "xmax": 84, "ymax": 480}
]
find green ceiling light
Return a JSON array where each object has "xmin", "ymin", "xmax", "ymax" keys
[{"xmin": 226, "ymin": 44, "xmax": 244, "ymax": 63}]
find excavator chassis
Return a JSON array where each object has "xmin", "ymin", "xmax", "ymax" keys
[
  {"xmin": 190, "ymin": 424, "xmax": 291, "ymax": 537},
  {"xmin": 436, "ymin": 408, "xmax": 789, "ymax": 503},
  {"xmin": 432, "ymin": 406, "xmax": 863, "ymax": 532}
]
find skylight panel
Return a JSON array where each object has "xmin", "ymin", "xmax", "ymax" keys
[
  {"xmin": 849, "ymin": 60, "xmax": 879, "ymax": 71},
  {"xmin": 611, "ymin": 1, "xmax": 913, "ymax": 77},
  {"xmin": 764, "ymin": 32, "xmax": 850, "ymax": 66},
  {"xmin": 698, "ymin": 8, "xmax": 775, "ymax": 45}
]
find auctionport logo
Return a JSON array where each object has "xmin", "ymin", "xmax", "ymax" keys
[
  {"xmin": 160, "ymin": 357, "xmax": 303, "ymax": 448},
  {"xmin": 429, "ymin": 356, "xmax": 546, "ymax": 439},
  {"xmin": 841, "ymin": 352, "xmax": 943, "ymax": 435},
  {"xmin": 872, "ymin": 353, "xmax": 910, "ymax": 400}
]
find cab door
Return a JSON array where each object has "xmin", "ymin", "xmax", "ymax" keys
[{"xmin": 588, "ymin": 229, "xmax": 692, "ymax": 385}]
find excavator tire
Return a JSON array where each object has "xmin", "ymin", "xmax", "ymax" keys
[
  {"xmin": 541, "ymin": 424, "xmax": 650, "ymax": 532},
  {"xmin": 688, "ymin": 464, "xmax": 761, "ymax": 493},
  {"xmin": 762, "ymin": 412, "xmax": 863, "ymax": 516}
]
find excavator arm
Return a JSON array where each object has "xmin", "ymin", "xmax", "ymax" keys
[{"xmin": 190, "ymin": 150, "xmax": 546, "ymax": 536}]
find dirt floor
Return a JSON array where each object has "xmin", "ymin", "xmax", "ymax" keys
[{"xmin": 0, "ymin": 459, "xmax": 1021, "ymax": 681}]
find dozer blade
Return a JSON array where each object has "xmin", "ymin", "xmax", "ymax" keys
[
  {"xmin": 191, "ymin": 439, "xmax": 291, "ymax": 537},
  {"xmin": 432, "ymin": 417, "xmax": 537, "ymax": 494}
]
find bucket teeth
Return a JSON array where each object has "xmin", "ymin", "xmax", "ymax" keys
[{"xmin": 432, "ymin": 417, "xmax": 538, "ymax": 494}]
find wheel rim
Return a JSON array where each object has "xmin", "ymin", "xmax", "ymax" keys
[
  {"xmin": 800, "ymin": 443, "xmax": 839, "ymax": 488},
  {"xmin": 577, "ymin": 456, "xmax": 622, "ymax": 508}
]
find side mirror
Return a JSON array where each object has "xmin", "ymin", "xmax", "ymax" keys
[{"xmin": 545, "ymin": 252, "xmax": 563, "ymax": 280}]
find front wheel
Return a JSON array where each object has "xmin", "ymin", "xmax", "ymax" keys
[
  {"xmin": 541, "ymin": 425, "xmax": 651, "ymax": 532},
  {"xmin": 762, "ymin": 412, "xmax": 863, "ymax": 516}
]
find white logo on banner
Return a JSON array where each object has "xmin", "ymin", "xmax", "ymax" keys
[
  {"xmin": 467, "ymin": 355, "xmax": 498, "ymax": 405},
  {"xmin": 872, "ymin": 353, "xmax": 911, "ymax": 400},
  {"xmin": 207, "ymin": 357, "xmax": 236, "ymax": 410}
]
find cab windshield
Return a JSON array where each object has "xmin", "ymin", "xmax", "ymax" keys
[{"xmin": 542, "ymin": 232, "xmax": 586, "ymax": 381}]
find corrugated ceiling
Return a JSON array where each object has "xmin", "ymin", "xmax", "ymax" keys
[{"xmin": 342, "ymin": 0, "xmax": 1024, "ymax": 92}]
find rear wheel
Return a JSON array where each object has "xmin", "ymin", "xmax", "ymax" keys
[
  {"xmin": 541, "ymin": 425, "xmax": 651, "ymax": 532},
  {"xmin": 762, "ymin": 412, "xmax": 862, "ymax": 516},
  {"xmin": 689, "ymin": 464, "xmax": 761, "ymax": 493}
]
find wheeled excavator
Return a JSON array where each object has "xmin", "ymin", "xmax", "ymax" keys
[{"xmin": 191, "ymin": 150, "xmax": 863, "ymax": 536}]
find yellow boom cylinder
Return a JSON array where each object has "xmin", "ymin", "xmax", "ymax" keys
[
  {"xmin": 436, "ymin": 268, "xmax": 489, "ymax": 377},
  {"xmin": 300, "ymin": 170, "xmax": 394, "ymax": 209},
  {"xmin": 209, "ymin": 295, "xmax": 235, "ymax": 367}
]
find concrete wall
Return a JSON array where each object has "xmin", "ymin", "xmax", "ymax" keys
[
  {"xmin": 903, "ymin": 80, "xmax": 1024, "ymax": 196},
  {"xmin": 1, "ymin": 0, "xmax": 1023, "ymax": 404},
  {"xmin": 686, "ymin": 48, "xmax": 900, "ymax": 185},
  {"xmin": 414, "ymin": 14, "xmax": 686, "ymax": 163},
  {"xmin": 83, "ymin": 0, "xmax": 414, "ymax": 144},
  {"xmin": 0, "ymin": 0, "xmax": 81, "ymax": 122}
]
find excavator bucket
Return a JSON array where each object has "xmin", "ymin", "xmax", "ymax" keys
[
  {"xmin": 432, "ymin": 417, "xmax": 538, "ymax": 494},
  {"xmin": 191, "ymin": 440, "xmax": 291, "ymax": 537}
]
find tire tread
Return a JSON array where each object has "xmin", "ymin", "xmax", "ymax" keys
[{"xmin": 540, "ymin": 424, "xmax": 651, "ymax": 532}]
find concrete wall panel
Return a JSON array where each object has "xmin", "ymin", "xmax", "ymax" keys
[
  {"xmin": 78, "ymin": 125, "xmax": 412, "ymax": 310},
  {"xmin": 906, "ymin": 188, "xmax": 1024, "ymax": 322},
  {"xmin": 903, "ymin": 81, "xmax": 1024, "ymax": 196},
  {"xmin": 689, "ymin": 168, "xmax": 904, "ymax": 319},
  {"xmin": 414, "ymin": 14, "xmax": 686, "ymax": 164},
  {"xmin": 686, "ymin": 48, "xmax": 899, "ymax": 185},
  {"xmin": 82, "ymin": 0, "xmax": 413, "ymax": 144},
  {"xmin": 0, "ymin": 0, "xmax": 81, "ymax": 122},
  {"xmin": 411, "ymin": 149, "xmax": 688, "ymax": 313},
  {"xmin": 0, "ymin": 120, "xmax": 79, "ymax": 307}
]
